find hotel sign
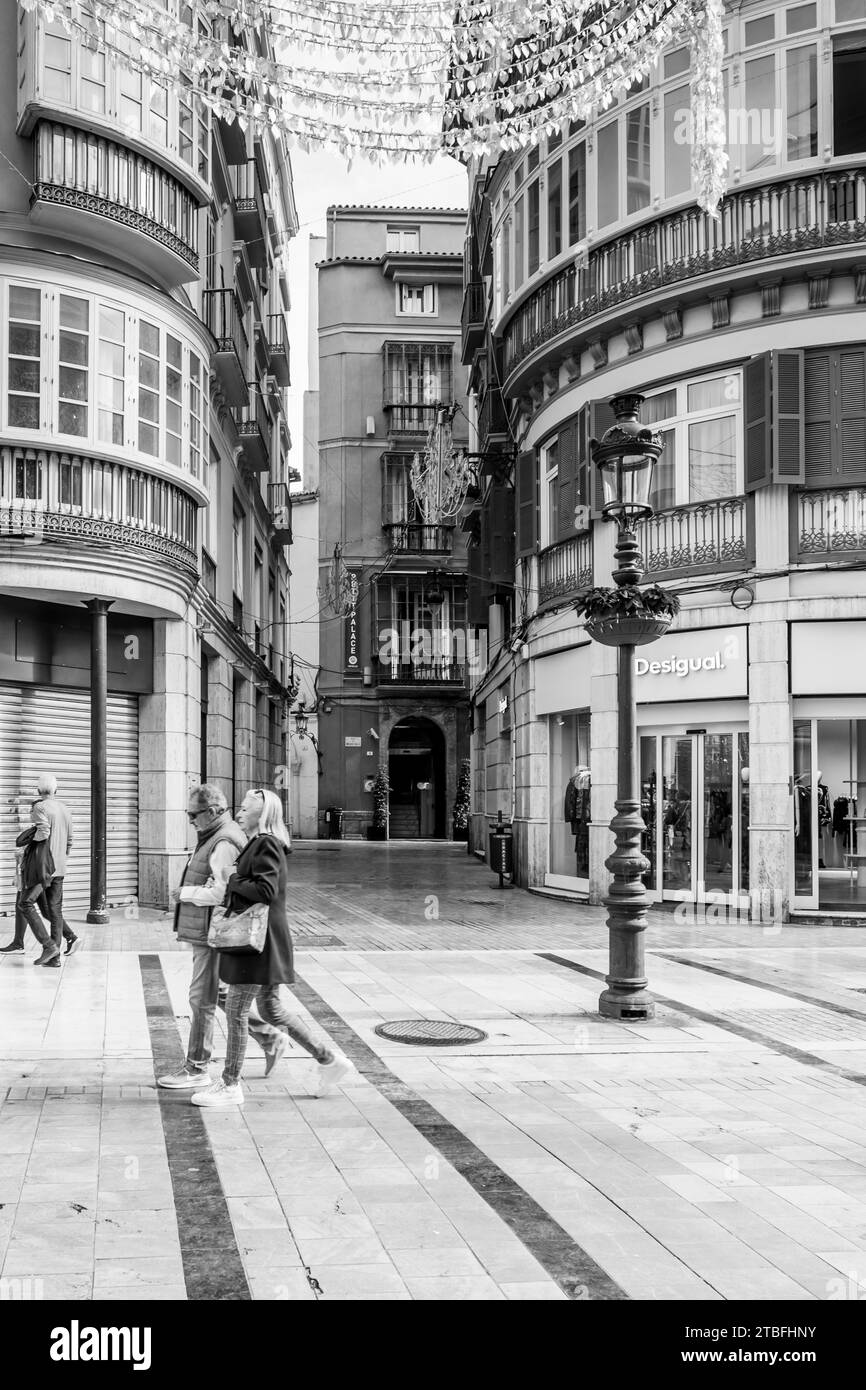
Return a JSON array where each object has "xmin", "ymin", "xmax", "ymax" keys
[
  {"xmin": 343, "ymin": 573, "xmax": 360, "ymax": 676},
  {"xmin": 635, "ymin": 626, "xmax": 747, "ymax": 703}
]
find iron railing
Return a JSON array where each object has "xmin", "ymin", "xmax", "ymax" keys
[
  {"xmin": 538, "ymin": 532, "xmax": 594, "ymax": 605},
  {"xmin": 384, "ymin": 522, "xmax": 454, "ymax": 553},
  {"xmin": 636, "ymin": 496, "xmax": 751, "ymax": 580},
  {"xmin": 202, "ymin": 287, "xmax": 248, "ymax": 363},
  {"xmin": 378, "ymin": 661, "xmax": 467, "ymax": 685},
  {"xmin": 793, "ymin": 485, "xmax": 866, "ymax": 561},
  {"xmin": 385, "ymin": 404, "xmax": 439, "ymax": 436}
]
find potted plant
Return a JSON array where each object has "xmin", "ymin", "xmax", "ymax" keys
[
  {"xmin": 575, "ymin": 584, "xmax": 680, "ymax": 647},
  {"xmin": 366, "ymin": 763, "xmax": 390, "ymax": 840},
  {"xmin": 452, "ymin": 758, "xmax": 471, "ymax": 842}
]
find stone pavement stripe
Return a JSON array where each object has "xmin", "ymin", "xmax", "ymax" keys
[
  {"xmin": 291, "ymin": 970, "xmax": 628, "ymax": 1302},
  {"xmin": 539, "ymin": 953, "xmax": 866, "ymax": 1091},
  {"xmin": 138, "ymin": 955, "xmax": 251, "ymax": 1302},
  {"xmin": 655, "ymin": 952, "xmax": 866, "ymax": 1022}
]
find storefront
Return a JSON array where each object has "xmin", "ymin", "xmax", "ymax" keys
[{"xmin": 535, "ymin": 644, "xmax": 592, "ymax": 892}]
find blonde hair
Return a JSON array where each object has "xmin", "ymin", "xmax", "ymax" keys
[{"xmin": 249, "ymin": 789, "xmax": 291, "ymax": 847}]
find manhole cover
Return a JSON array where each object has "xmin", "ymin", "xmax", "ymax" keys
[{"xmin": 374, "ymin": 1020, "xmax": 488, "ymax": 1046}]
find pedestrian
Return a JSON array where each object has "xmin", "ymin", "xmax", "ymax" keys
[
  {"xmin": 12, "ymin": 819, "xmax": 61, "ymax": 967},
  {"xmin": 192, "ymin": 788, "xmax": 354, "ymax": 1108},
  {"xmin": 1, "ymin": 776, "xmax": 80, "ymax": 959},
  {"xmin": 157, "ymin": 784, "xmax": 286, "ymax": 1091}
]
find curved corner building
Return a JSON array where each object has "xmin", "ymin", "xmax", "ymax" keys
[
  {"xmin": 464, "ymin": 0, "xmax": 866, "ymax": 923},
  {"xmin": 0, "ymin": 5, "xmax": 296, "ymax": 918}
]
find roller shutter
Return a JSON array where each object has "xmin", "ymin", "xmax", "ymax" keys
[{"xmin": 0, "ymin": 686, "xmax": 138, "ymax": 918}]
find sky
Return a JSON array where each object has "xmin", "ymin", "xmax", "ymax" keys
[{"xmin": 284, "ymin": 147, "xmax": 469, "ymax": 477}]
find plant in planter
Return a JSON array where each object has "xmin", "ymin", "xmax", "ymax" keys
[
  {"xmin": 452, "ymin": 758, "xmax": 471, "ymax": 841},
  {"xmin": 575, "ymin": 584, "xmax": 680, "ymax": 647},
  {"xmin": 367, "ymin": 763, "xmax": 390, "ymax": 840}
]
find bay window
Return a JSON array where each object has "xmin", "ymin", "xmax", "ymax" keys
[
  {"xmin": 547, "ymin": 158, "xmax": 562, "ymax": 259},
  {"xmin": 597, "ymin": 120, "xmax": 619, "ymax": 226},
  {"xmin": 138, "ymin": 321, "xmax": 160, "ymax": 457},
  {"xmin": 528, "ymin": 179, "xmax": 540, "ymax": 276},
  {"xmin": 567, "ymin": 143, "xmax": 586, "ymax": 245},
  {"xmin": 8, "ymin": 286, "xmax": 42, "ymax": 430},
  {"xmin": 833, "ymin": 31, "xmax": 866, "ymax": 154},
  {"xmin": 641, "ymin": 372, "xmax": 743, "ymax": 510},
  {"xmin": 97, "ymin": 304, "xmax": 125, "ymax": 446},
  {"xmin": 57, "ymin": 294, "xmax": 89, "ymax": 438}
]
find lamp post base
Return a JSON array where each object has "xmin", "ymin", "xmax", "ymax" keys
[
  {"xmin": 86, "ymin": 909, "xmax": 110, "ymax": 925},
  {"xmin": 598, "ymin": 986, "xmax": 656, "ymax": 1020}
]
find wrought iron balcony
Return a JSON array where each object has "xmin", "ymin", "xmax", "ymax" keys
[
  {"xmin": 538, "ymin": 533, "xmax": 594, "ymax": 607},
  {"xmin": 461, "ymin": 281, "xmax": 486, "ymax": 364},
  {"xmin": 385, "ymin": 404, "xmax": 439, "ymax": 437},
  {"xmin": 232, "ymin": 385, "xmax": 271, "ymax": 472},
  {"xmin": 0, "ymin": 449, "xmax": 197, "ymax": 573},
  {"xmin": 32, "ymin": 121, "xmax": 199, "ymax": 286},
  {"xmin": 268, "ymin": 481, "xmax": 292, "ymax": 548},
  {"xmin": 202, "ymin": 288, "xmax": 248, "ymax": 407},
  {"xmin": 230, "ymin": 159, "xmax": 267, "ymax": 269},
  {"xmin": 503, "ymin": 165, "xmax": 866, "ymax": 379},
  {"xmin": 792, "ymin": 486, "xmax": 866, "ymax": 563},
  {"xmin": 636, "ymin": 496, "xmax": 752, "ymax": 581},
  {"xmin": 267, "ymin": 314, "xmax": 291, "ymax": 386},
  {"xmin": 478, "ymin": 385, "xmax": 509, "ymax": 445},
  {"xmin": 377, "ymin": 660, "xmax": 467, "ymax": 686},
  {"xmin": 384, "ymin": 522, "xmax": 454, "ymax": 554}
]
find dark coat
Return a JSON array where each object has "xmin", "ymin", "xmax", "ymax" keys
[{"xmin": 218, "ymin": 834, "xmax": 294, "ymax": 986}]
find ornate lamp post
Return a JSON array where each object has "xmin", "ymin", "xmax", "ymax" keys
[{"xmin": 583, "ymin": 395, "xmax": 678, "ymax": 1020}]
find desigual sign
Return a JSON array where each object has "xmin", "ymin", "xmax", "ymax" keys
[{"xmin": 634, "ymin": 627, "xmax": 747, "ymax": 703}]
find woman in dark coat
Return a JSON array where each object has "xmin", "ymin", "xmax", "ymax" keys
[{"xmin": 192, "ymin": 789, "xmax": 354, "ymax": 1108}]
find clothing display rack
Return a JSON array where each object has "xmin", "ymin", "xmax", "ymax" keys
[{"xmin": 842, "ymin": 719, "xmax": 866, "ymax": 896}]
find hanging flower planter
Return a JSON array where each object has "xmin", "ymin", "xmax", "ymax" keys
[{"xmin": 576, "ymin": 585, "xmax": 680, "ymax": 648}]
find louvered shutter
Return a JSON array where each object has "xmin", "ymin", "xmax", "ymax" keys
[
  {"xmin": 803, "ymin": 351, "xmax": 834, "ymax": 484},
  {"xmin": 744, "ymin": 353, "xmax": 772, "ymax": 491},
  {"xmin": 489, "ymin": 482, "xmax": 515, "ymax": 586},
  {"xmin": 556, "ymin": 421, "xmax": 577, "ymax": 541},
  {"xmin": 515, "ymin": 450, "xmax": 538, "ymax": 557},
  {"xmin": 838, "ymin": 347, "xmax": 866, "ymax": 481},
  {"xmin": 589, "ymin": 398, "xmax": 617, "ymax": 517},
  {"xmin": 772, "ymin": 349, "xmax": 805, "ymax": 483},
  {"xmin": 381, "ymin": 456, "xmax": 394, "ymax": 523},
  {"xmin": 467, "ymin": 538, "xmax": 487, "ymax": 625}
]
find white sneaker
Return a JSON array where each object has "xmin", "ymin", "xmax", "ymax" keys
[
  {"xmin": 264, "ymin": 1033, "xmax": 288, "ymax": 1077},
  {"xmin": 191, "ymin": 1079, "xmax": 244, "ymax": 1108},
  {"xmin": 315, "ymin": 1053, "xmax": 356, "ymax": 1097},
  {"xmin": 157, "ymin": 1066, "xmax": 211, "ymax": 1089}
]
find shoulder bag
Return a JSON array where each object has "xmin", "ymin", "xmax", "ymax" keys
[{"xmin": 207, "ymin": 834, "xmax": 278, "ymax": 955}]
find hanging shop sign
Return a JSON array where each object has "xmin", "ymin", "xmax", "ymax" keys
[
  {"xmin": 635, "ymin": 626, "xmax": 747, "ymax": 703},
  {"xmin": 343, "ymin": 575, "xmax": 361, "ymax": 677}
]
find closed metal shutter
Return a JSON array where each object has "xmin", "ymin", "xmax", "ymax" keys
[{"xmin": 0, "ymin": 686, "xmax": 139, "ymax": 917}]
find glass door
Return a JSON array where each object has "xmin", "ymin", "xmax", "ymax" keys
[
  {"xmin": 662, "ymin": 735, "xmax": 695, "ymax": 896},
  {"xmin": 793, "ymin": 717, "xmax": 817, "ymax": 907}
]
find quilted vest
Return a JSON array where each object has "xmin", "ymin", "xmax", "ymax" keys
[{"xmin": 173, "ymin": 814, "xmax": 246, "ymax": 944}]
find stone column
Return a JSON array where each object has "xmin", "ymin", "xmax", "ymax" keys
[
  {"xmin": 84, "ymin": 598, "xmax": 112, "ymax": 925},
  {"xmin": 514, "ymin": 655, "xmax": 548, "ymax": 887},
  {"xmin": 204, "ymin": 652, "xmax": 234, "ymax": 801}
]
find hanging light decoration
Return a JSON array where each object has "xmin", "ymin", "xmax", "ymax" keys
[
  {"xmin": 20, "ymin": 1, "xmax": 728, "ymax": 215},
  {"xmin": 410, "ymin": 407, "xmax": 475, "ymax": 525},
  {"xmin": 322, "ymin": 542, "xmax": 358, "ymax": 617}
]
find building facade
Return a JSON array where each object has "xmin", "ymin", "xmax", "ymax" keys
[
  {"xmin": 0, "ymin": 4, "xmax": 296, "ymax": 917},
  {"xmin": 465, "ymin": 0, "xmax": 866, "ymax": 922},
  {"xmin": 316, "ymin": 207, "xmax": 474, "ymax": 840}
]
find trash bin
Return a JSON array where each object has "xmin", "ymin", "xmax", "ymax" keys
[
  {"xmin": 489, "ymin": 811, "xmax": 513, "ymax": 887},
  {"xmin": 325, "ymin": 806, "xmax": 343, "ymax": 840}
]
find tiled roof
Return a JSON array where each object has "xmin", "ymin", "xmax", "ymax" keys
[{"xmin": 326, "ymin": 205, "xmax": 468, "ymax": 215}]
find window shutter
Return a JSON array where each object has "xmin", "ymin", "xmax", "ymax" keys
[
  {"xmin": 804, "ymin": 351, "xmax": 834, "ymax": 484},
  {"xmin": 838, "ymin": 347, "xmax": 866, "ymax": 481},
  {"xmin": 744, "ymin": 353, "xmax": 771, "ymax": 491},
  {"xmin": 489, "ymin": 482, "xmax": 515, "ymax": 586},
  {"xmin": 381, "ymin": 457, "xmax": 394, "ymax": 523},
  {"xmin": 589, "ymin": 397, "xmax": 617, "ymax": 517},
  {"xmin": 556, "ymin": 421, "xmax": 577, "ymax": 540},
  {"xmin": 515, "ymin": 450, "xmax": 538, "ymax": 557},
  {"xmin": 467, "ymin": 538, "xmax": 487, "ymax": 625},
  {"xmin": 771, "ymin": 349, "xmax": 805, "ymax": 483}
]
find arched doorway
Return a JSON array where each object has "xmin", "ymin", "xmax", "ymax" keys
[{"xmin": 388, "ymin": 717, "xmax": 446, "ymax": 839}]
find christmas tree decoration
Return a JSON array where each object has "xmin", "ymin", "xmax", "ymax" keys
[{"xmin": 20, "ymin": 1, "xmax": 729, "ymax": 214}]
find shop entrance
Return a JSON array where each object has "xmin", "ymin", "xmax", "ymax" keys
[
  {"xmin": 640, "ymin": 727, "xmax": 750, "ymax": 902},
  {"xmin": 793, "ymin": 717, "xmax": 866, "ymax": 909},
  {"xmin": 387, "ymin": 717, "xmax": 446, "ymax": 839}
]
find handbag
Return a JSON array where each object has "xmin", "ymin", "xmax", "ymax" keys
[{"xmin": 207, "ymin": 901, "xmax": 269, "ymax": 955}]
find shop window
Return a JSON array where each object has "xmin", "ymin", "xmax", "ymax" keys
[
  {"xmin": 57, "ymin": 294, "xmax": 89, "ymax": 438},
  {"xmin": 833, "ymin": 32, "xmax": 866, "ymax": 154},
  {"xmin": 7, "ymin": 285, "xmax": 42, "ymax": 430},
  {"xmin": 97, "ymin": 304, "xmax": 125, "ymax": 446},
  {"xmin": 549, "ymin": 712, "xmax": 591, "ymax": 881},
  {"xmin": 138, "ymin": 320, "xmax": 160, "ymax": 456}
]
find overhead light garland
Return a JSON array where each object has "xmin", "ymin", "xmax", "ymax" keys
[
  {"xmin": 322, "ymin": 542, "xmax": 358, "ymax": 617},
  {"xmin": 21, "ymin": 0, "xmax": 729, "ymax": 214},
  {"xmin": 410, "ymin": 407, "xmax": 475, "ymax": 525}
]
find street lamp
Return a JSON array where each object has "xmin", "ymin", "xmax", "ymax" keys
[
  {"xmin": 295, "ymin": 705, "xmax": 309, "ymax": 738},
  {"xmin": 589, "ymin": 394, "xmax": 670, "ymax": 1022}
]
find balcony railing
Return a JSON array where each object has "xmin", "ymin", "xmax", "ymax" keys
[
  {"xmin": 230, "ymin": 159, "xmax": 267, "ymax": 268},
  {"xmin": 385, "ymin": 404, "xmax": 439, "ymax": 437},
  {"xmin": 33, "ymin": 121, "xmax": 199, "ymax": 281},
  {"xmin": 268, "ymin": 481, "xmax": 292, "ymax": 547},
  {"xmin": 538, "ymin": 533, "xmax": 593, "ymax": 606},
  {"xmin": 0, "ymin": 449, "xmax": 197, "ymax": 573},
  {"xmin": 202, "ymin": 288, "xmax": 248, "ymax": 407},
  {"xmin": 378, "ymin": 661, "xmax": 467, "ymax": 685},
  {"xmin": 461, "ymin": 281, "xmax": 486, "ymax": 364},
  {"xmin": 385, "ymin": 522, "xmax": 454, "ymax": 553},
  {"xmin": 232, "ymin": 385, "xmax": 271, "ymax": 471},
  {"xmin": 792, "ymin": 486, "xmax": 866, "ymax": 562},
  {"xmin": 478, "ymin": 385, "xmax": 509, "ymax": 445},
  {"xmin": 636, "ymin": 496, "xmax": 751, "ymax": 580},
  {"xmin": 267, "ymin": 313, "xmax": 291, "ymax": 386},
  {"xmin": 504, "ymin": 166, "xmax": 866, "ymax": 376}
]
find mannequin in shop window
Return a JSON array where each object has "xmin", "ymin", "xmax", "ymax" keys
[
  {"xmin": 816, "ymin": 772, "xmax": 832, "ymax": 868},
  {"xmin": 564, "ymin": 765, "xmax": 591, "ymax": 878},
  {"xmin": 707, "ymin": 789, "xmax": 733, "ymax": 874},
  {"xmin": 793, "ymin": 773, "xmax": 811, "ymax": 862}
]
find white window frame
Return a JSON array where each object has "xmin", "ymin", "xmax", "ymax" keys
[
  {"xmin": 386, "ymin": 226, "xmax": 420, "ymax": 253},
  {"xmin": 540, "ymin": 438, "xmax": 559, "ymax": 549},
  {"xmin": 642, "ymin": 369, "xmax": 744, "ymax": 508},
  {"xmin": 396, "ymin": 283, "xmax": 437, "ymax": 317}
]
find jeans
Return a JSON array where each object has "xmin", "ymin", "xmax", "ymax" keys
[
  {"xmin": 16, "ymin": 885, "xmax": 52, "ymax": 948},
  {"xmin": 186, "ymin": 944, "xmax": 280, "ymax": 1069},
  {"xmin": 38, "ymin": 877, "xmax": 75, "ymax": 951},
  {"xmin": 7, "ymin": 879, "xmax": 75, "ymax": 949},
  {"xmin": 222, "ymin": 983, "xmax": 335, "ymax": 1084}
]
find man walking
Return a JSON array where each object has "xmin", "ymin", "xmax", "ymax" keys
[
  {"xmin": 157, "ymin": 784, "xmax": 286, "ymax": 1089},
  {"xmin": 1, "ymin": 776, "xmax": 80, "ymax": 961}
]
